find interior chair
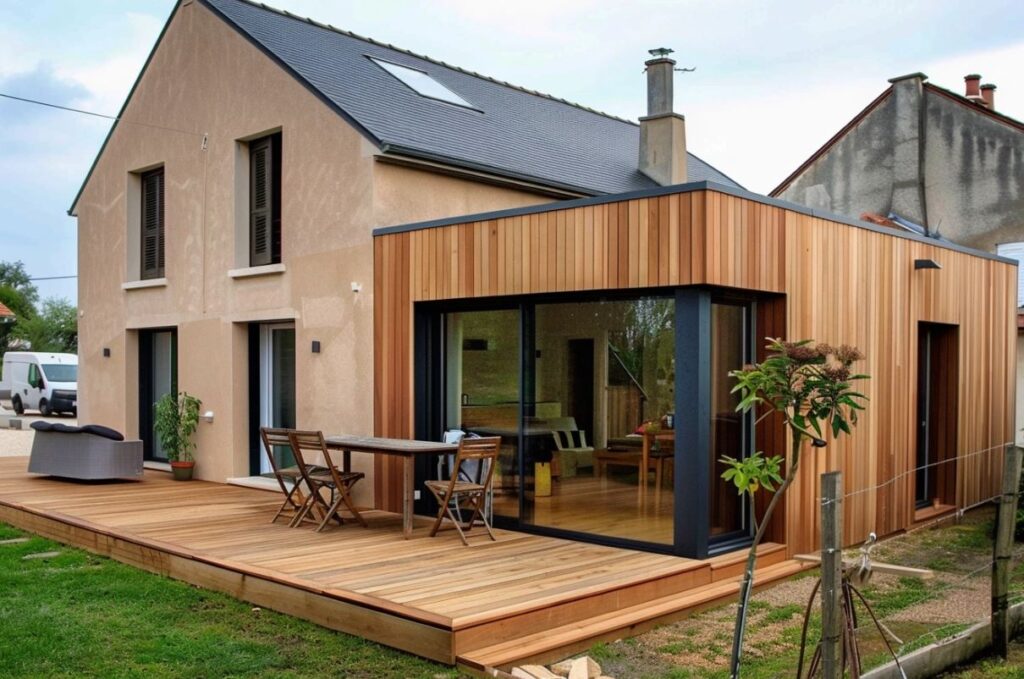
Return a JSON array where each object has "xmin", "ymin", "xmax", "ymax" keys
[
  {"xmin": 425, "ymin": 436, "xmax": 502, "ymax": 545},
  {"xmin": 259, "ymin": 427, "xmax": 324, "ymax": 525},
  {"xmin": 288, "ymin": 430, "xmax": 367, "ymax": 532},
  {"xmin": 549, "ymin": 417, "xmax": 595, "ymax": 479}
]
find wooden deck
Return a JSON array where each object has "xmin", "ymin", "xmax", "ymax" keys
[{"xmin": 0, "ymin": 457, "xmax": 803, "ymax": 670}]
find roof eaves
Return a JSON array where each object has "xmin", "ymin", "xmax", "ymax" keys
[
  {"xmin": 924, "ymin": 82, "xmax": 1024, "ymax": 133},
  {"xmin": 68, "ymin": 1, "xmax": 184, "ymax": 216},
  {"xmin": 379, "ymin": 143, "xmax": 606, "ymax": 197},
  {"xmin": 216, "ymin": 0, "xmax": 638, "ymax": 128},
  {"xmin": 769, "ymin": 86, "xmax": 894, "ymax": 197}
]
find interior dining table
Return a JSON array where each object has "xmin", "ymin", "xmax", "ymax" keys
[{"xmin": 324, "ymin": 435, "xmax": 457, "ymax": 539}]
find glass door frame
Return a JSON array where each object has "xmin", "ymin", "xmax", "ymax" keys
[
  {"xmin": 138, "ymin": 327, "xmax": 178, "ymax": 462},
  {"xmin": 256, "ymin": 321, "xmax": 296, "ymax": 475},
  {"xmin": 414, "ymin": 287, "xmax": 757, "ymax": 559}
]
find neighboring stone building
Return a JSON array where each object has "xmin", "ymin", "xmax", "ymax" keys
[
  {"xmin": 772, "ymin": 72, "xmax": 1024, "ymax": 253},
  {"xmin": 773, "ymin": 72, "xmax": 1024, "ymax": 444}
]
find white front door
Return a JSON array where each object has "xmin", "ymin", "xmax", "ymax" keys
[{"xmin": 259, "ymin": 323, "xmax": 296, "ymax": 474}]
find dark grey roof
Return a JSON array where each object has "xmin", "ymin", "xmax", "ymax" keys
[{"xmin": 202, "ymin": 0, "xmax": 742, "ymax": 195}]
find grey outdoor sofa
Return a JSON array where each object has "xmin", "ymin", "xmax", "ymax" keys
[{"xmin": 28, "ymin": 422, "xmax": 143, "ymax": 480}]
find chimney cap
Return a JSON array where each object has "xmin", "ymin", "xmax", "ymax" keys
[
  {"xmin": 965, "ymin": 73, "xmax": 982, "ymax": 81},
  {"xmin": 648, "ymin": 47, "xmax": 675, "ymax": 58},
  {"xmin": 981, "ymin": 83, "xmax": 997, "ymax": 90},
  {"xmin": 887, "ymin": 72, "xmax": 928, "ymax": 84}
]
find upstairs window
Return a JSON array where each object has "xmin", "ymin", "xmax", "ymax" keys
[
  {"xmin": 249, "ymin": 133, "xmax": 282, "ymax": 266},
  {"xmin": 369, "ymin": 57, "xmax": 474, "ymax": 109},
  {"xmin": 140, "ymin": 167, "xmax": 165, "ymax": 280}
]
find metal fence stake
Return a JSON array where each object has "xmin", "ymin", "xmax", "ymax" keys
[{"xmin": 992, "ymin": 445, "xmax": 1022, "ymax": 659}]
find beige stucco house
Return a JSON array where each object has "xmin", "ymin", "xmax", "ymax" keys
[{"xmin": 70, "ymin": 0, "xmax": 738, "ymax": 504}]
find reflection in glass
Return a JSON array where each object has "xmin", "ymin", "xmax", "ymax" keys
[
  {"xmin": 445, "ymin": 310, "xmax": 521, "ymax": 519},
  {"xmin": 710, "ymin": 303, "xmax": 749, "ymax": 539},
  {"xmin": 528, "ymin": 298, "xmax": 675, "ymax": 544}
]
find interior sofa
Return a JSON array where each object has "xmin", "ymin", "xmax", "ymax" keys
[{"xmin": 28, "ymin": 422, "xmax": 143, "ymax": 480}]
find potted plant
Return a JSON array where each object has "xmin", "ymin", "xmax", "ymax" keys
[{"xmin": 154, "ymin": 391, "xmax": 202, "ymax": 481}]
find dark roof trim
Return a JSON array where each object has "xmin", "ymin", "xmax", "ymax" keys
[
  {"xmin": 769, "ymin": 86, "xmax": 893, "ymax": 198},
  {"xmin": 379, "ymin": 143, "xmax": 606, "ymax": 198},
  {"xmin": 375, "ymin": 154, "xmax": 587, "ymax": 200},
  {"xmin": 68, "ymin": 1, "xmax": 184, "ymax": 216},
  {"xmin": 924, "ymin": 82, "xmax": 1024, "ymax": 133},
  {"xmin": 374, "ymin": 180, "xmax": 1017, "ymax": 266}
]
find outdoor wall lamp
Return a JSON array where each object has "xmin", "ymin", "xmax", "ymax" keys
[
  {"xmin": 202, "ymin": 411, "xmax": 214, "ymax": 424},
  {"xmin": 311, "ymin": 340, "xmax": 321, "ymax": 354},
  {"xmin": 914, "ymin": 258, "xmax": 941, "ymax": 270},
  {"xmin": 351, "ymin": 281, "xmax": 362, "ymax": 293}
]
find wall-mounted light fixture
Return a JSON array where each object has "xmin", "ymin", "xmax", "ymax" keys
[
  {"xmin": 102, "ymin": 348, "xmax": 111, "ymax": 357},
  {"xmin": 914, "ymin": 258, "xmax": 941, "ymax": 270},
  {"xmin": 202, "ymin": 411, "xmax": 215, "ymax": 424},
  {"xmin": 351, "ymin": 282, "xmax": 362, "ymax": 293},
  {"xmin": 311, "ymin": 340, "xmax": 321, "ymax": 354}
]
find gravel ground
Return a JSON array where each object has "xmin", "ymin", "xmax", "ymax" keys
[{"xmin": 0, "ymin": 405, "xmax": 76, "ymax": 457}]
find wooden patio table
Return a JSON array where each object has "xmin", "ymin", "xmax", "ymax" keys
[{"xmin": 324, "ymin": 435, "xmax": 457, "ymax": 539}]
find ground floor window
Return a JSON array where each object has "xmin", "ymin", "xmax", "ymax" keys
[{"xmin": 417, "ymin": 288, "xmax": 757, "ymax": 557}]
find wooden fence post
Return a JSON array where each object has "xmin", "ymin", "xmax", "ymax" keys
[
  {"xmin": 821, "ymin": 471, "xmax": 843, "ymax": 679},
  {"xmin": 992, "ymin": 445, "xmax": 1022, "ymax": 659}
]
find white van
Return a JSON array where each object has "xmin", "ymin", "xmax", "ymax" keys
[{"xmin": 0, "ymin": 352, "xmax": 78, "ymax": 416}]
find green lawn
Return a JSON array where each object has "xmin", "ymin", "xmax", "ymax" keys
[{"xmin": 0, "ymin": 523, "xmax": 459, "ymax": 678}]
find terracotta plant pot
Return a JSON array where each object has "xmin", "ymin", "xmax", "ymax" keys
[{"xmin": 170, "ymin": 460, "xmax": 195, "ymax": 481}]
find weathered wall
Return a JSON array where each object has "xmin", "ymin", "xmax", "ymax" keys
[
  {"xmin": 776, "ymin": 76, "xmax": 1024, "ymax": 252},
  {"xmin": 74, "ymin": 0, "xmax": 549, "ymax": 496},
  {"xmin": 923, "ymin": 91, "xmax": 1024, "ymax": 250},
  {"xmin": 775, "ymin": 92, "xmax": 898, "ymax": 219}
]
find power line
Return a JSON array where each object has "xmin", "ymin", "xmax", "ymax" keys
[{"xmin": 0, "ymin": 92, "xmax": 205, "ymax": 137}]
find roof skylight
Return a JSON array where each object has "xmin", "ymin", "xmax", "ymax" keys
[{"xmin": 369, "ymin": 57, "xmax": 474, "ymax": 109}]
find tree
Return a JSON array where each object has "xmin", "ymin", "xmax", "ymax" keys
[
  {"xmin": 0, "ymin": 261, "xmax": 39, "ymax": 308},
  {"xmin": 0, "ymin": 285, "xmax": 35, "ymax": 352},
  {"xmin": 721, "ymin": 339, "xmax": 868, "ymax": 679},
  {"xmin": 11, "ymin": 298, "xmax": 77, "ymax": 353}
]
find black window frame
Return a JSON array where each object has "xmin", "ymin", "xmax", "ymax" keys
[
  {"xmin": 140, "ymin": 167, "xmax": 165, "ymax": 280},
  {"xmin": 248, "ymin": 132, "xmax": 282, "ymax": 267},
  {"xmin": 413, "ymin": 286, "xmax": 759, "ymax": 559}
]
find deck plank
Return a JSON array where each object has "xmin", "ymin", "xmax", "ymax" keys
[{"xmin": 0, "ymin": 457, "xmax": 794, "ymax": 666}]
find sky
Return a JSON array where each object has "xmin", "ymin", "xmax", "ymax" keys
[{"xmin": 1, "ymin": 0, "xmax": 1023, "ymax": 304}]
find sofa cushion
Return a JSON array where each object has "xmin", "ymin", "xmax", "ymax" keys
[{"xmin": 30, "ymin": 421, "xmax": 125, "ymax": 441}]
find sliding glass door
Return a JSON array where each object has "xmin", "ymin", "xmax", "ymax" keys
[
  {"xmin": 443, "ymin": 309, "xmax": 522, "ymax": 521},
  {"xmin": 422, "ymin": 289, "xmax": 756, "ymax": 557},
  {"xmin": 526, "ymin": 297, "xmax": 675, "ymax": 545}
]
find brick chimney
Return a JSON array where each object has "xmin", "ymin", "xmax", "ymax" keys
[
  {"xmin": 639, "ymin": 48, "xmax": 687, "ymax": 186},
  {"xmin": 981, "ymin": 83, "xmax": 996, "ymax": 110},
  {"xmin": 964, "ymin": 74, "xmax": 982, "ymax": 100}
]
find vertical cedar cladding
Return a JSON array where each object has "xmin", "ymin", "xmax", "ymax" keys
[
  {"xmin": 140, "ymin": 167, "xmax": 165, "ymax": 280},
  {"xmin": 249, "ymin": 133, "xmax": 282, "ymax": 266}
]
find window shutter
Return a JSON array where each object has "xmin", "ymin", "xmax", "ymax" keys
[
  {"xmin": 141, "ymin": 168, "xmax": 165, "ymax": 280},
  {"xmin": 250, "ymin": 138, "xmax": 273, "ymax": 266}
]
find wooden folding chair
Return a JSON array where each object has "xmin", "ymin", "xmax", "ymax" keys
[
  {"xmin": 288, "ymin": 430, "xmax": 367, "ymax": 532},
  {"xmin": 426, "ymin": 436, "xmax": 501, "ymax": 545},
  {"xmin": 259, "ymin": 427, "xmax": 323, "ymax": 525}
]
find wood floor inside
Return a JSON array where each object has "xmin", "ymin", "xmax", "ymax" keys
[{"xmin": 0, "ymin": 457, "xmax": 801, "ymax": 669}]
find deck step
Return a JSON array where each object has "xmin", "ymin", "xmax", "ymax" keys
[{"xmin": 457, "ymin": 559, "xmax": 806, "ymax": 672}]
